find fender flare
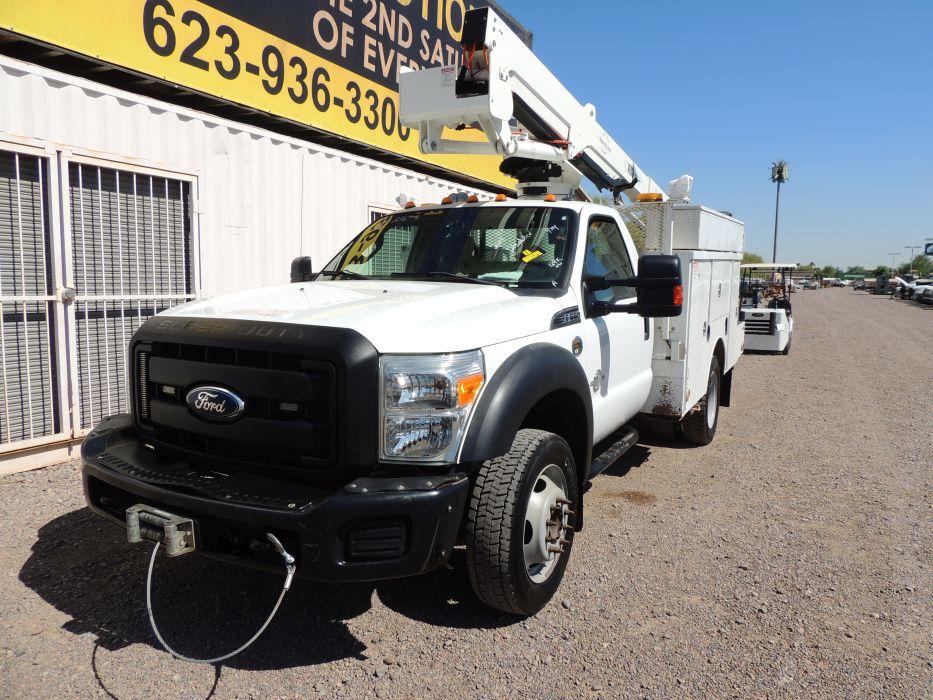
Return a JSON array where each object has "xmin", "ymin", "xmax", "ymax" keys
[{"xmin": 460, "ymin": 342, "xmax": 593, "ymax": 473}]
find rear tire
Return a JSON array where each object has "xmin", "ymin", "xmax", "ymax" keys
[
  {"xmin": 466, "ymin": 429, "xmax": 578, "ymax": 616},
  {"xmin": 682, "ymin": 356, "xmax": 721, "ymax": 445}
]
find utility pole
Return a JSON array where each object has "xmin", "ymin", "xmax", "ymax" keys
[{"xmin": 770, "ymin": 161, "xmax": 789, "ymax": 263}]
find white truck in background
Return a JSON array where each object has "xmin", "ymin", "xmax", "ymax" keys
[{"xmin": 81, "ymin": 7, "xmax": 745, "ymax": 617}]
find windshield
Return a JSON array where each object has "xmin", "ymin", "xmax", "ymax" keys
[{"xmin": 320, "ymin": 206, "xmax": 576, "ymax": 289}]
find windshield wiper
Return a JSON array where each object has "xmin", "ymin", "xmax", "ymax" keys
[
  {"xmin": 390, "ymin": 271, "xmax": 501, "ymax": 286},
  {"xmin": 317, "ymin": 269, "xmax": 370, "ymax": 280}
]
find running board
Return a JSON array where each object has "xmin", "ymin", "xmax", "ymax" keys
[{"xmin": 587, "ymin": 425, "xmax": 639, "ymax": 481}]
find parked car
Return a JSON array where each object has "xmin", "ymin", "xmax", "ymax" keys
[
  {"xmin": 910, "ymin": 279, "xmax": 932, "ymax": 301},
  {"xmin": 833, "ymin": 279, "xmax": 846, "ymax": 287}
]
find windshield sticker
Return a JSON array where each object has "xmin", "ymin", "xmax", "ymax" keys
[
  {"xmin": 341, "ymin": 215, "xmax": 392, "ymax": 267},
  {"xmin": 521, "ymin": 247, "xmax": 545, "ymax": 263}
]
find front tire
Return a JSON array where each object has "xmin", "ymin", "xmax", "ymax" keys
[
  {"xmin": 466, "ymin": 429, "xmax": 578, "ymax": 615},
  {"xmin": 682, "ymin": 356, "xmax": 721, "ymax": 445}
]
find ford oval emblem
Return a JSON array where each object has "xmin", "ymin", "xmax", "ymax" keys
[{"xmin": 185, "ymin": 385, "xmax": 245, "ymax": 423}]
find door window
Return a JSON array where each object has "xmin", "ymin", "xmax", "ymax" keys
[{"xmin": 583, "ymin": 218, "xmax": 636, "ymax": 302}]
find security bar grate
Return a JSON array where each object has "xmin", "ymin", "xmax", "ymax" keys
[
  {"xmin": 0, "ymin": 150, "xmax": 59, "ymax": 446},
  {"xmin": 69, "ymin": 163, "xmax": 194, "ymax": 430}
]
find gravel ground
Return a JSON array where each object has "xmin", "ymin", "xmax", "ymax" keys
[{"xmin": 1, "ymin": 288, "xmax": 931, "ymax": 699}]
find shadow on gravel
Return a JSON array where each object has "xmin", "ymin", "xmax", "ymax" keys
[
  {"xmin": 595, "ymin": 444, "xmax": 652, "ymax": 478},
  {"xmin": 19, "ymin": 507, "xmax": 514, "ymax": 678}
]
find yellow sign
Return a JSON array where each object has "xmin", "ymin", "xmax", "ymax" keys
[
  {"xmin": 341, "ymin": 214, "xmax": 392, "ymax": 267},
  {"xmin": 0, "ymin": 0, "xmax": 513, "ymax": 188}
]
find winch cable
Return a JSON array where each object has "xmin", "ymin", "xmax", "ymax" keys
[{"xmin": 145, "ymin": 532, "xmax": 296, "ymax": 664}]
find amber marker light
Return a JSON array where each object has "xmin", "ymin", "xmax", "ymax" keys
[{"xmin": 457, "ymin": 373, "xmax": 484, "ymax": 406}]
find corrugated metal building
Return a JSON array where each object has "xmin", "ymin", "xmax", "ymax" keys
[{"xmin": 0, "ymin": 2, "xmax": 527, "ymax": 472}]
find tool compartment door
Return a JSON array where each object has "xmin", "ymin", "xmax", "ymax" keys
[{"xmin": 684, "ymin": 259, "xmax": 713, "ymax": 409}]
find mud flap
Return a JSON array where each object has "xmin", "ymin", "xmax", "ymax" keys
[{"xmin": 720, "ymin": 368, "xmax": 733, "ymax": 407}]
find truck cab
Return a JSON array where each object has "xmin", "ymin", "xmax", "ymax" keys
[{"xmin": 82, "ymin": 196, "xmax": 741, "ymax": 615}]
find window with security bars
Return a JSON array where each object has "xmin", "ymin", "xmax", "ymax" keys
[
  {"xmin": 360, "ymin": 210, "xmax": 414, "ymax": 277},
  {"xmin": 0, "ymin": 150, "xmax": 59, "ymax": 445},
  {"xmin": 69, "ymin": 163, "xmax": 194, "ymax": 429}
]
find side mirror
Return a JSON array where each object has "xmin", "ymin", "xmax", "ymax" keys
[
  {"xmin": 586, "ymin": 254, "xmax": 683, "ymax": 318},
  {"xmin": 290, "ymin": 256, "xmax": 313, "ymax": 283}
]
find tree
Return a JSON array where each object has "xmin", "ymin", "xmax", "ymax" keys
[
  {"xmin": 846, "ymin": 265, "xmax": 867, "ymax": 276},
  {"xmin": 905, "ymin": 255, "xmax": 932, "ymax": 276},
  {"xmin": 821, "ymin": 265, "xmax": 839, "ymax": 277},
  {"xmin": 742, "ymin": 252, "xmax": 764, "ymax": 264}
]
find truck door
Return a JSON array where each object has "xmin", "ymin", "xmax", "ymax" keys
[{"xmin": 579, "ymin": 215, "xmax": 653, "ymax": 443}]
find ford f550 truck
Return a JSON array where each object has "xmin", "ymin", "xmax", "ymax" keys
[{"xmin": 81, "ymin": 7, "xmax": 745, "ymax": 616}]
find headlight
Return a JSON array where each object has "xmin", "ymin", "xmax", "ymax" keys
[{"xmin": 380, "ymin": 350, "xmax": 484, "ymax": 463}]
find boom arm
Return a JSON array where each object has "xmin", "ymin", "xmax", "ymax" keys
[{"xmin": 399, "ymin": 7, "xmax": 664, "ymax": 201}]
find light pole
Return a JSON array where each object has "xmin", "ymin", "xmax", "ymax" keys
[
  {"xmin": 770, "ymin": 161, "xmax": 789, "ymax": 263},
  {"xmin": 905, "ymin": 245, "xmax": 921, "ymax": 271},
  {"xmin": 887, "ymin": 252, "xmax": 899, "ymax": 275}
]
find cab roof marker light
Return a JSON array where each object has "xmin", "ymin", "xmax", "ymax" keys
[
  {"xmin": 636, "ymin": 193, "xmax": 663, "ymax": 202},
  {"xmin": 495, "ymin": 193, "xmax": 507, "ymax": 202},
  {"xmin": 441, "ymin": 195, "xmax": 453, "ymax": 205},
  {"xmin": 467, "ymin": 194, "xmax": 479, "ymax": 203}
]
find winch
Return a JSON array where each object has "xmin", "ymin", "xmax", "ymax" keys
[{"xmin": 127, "ymin": 503, "xmax": 296, "ymax": 665}]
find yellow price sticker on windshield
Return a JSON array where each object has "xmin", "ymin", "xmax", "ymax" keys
[{"xmin": 521, "ymin": 248, "xmax": 544, "ymax": 263}]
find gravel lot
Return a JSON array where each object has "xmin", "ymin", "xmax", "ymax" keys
[{"xmin": 1, "ymin": 288, "xmax": 931, "ymax": 699}]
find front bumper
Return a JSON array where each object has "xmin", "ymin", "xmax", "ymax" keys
[{"xmin": 81, "ymin": 415, "xmax": 469, "ymax": 582}]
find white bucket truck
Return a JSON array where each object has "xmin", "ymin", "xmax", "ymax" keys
[{"xmin": 81, "ymin": 7, "xmax": 745, "ymax": 620}]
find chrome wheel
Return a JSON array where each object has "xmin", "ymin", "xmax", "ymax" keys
[{"xmin": 522, "ymin": 462, "xmax": 572, "ymax": 583}]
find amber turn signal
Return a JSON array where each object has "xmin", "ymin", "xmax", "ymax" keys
[{"xmin": 457, "ymin": 373, "xmax": 484, "ymax": 406}]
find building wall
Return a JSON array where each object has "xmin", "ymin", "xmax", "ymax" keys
[
  {"xmin": 0, "ymin": 54, "xmax": 487, "ymax": 296},
  {"xmin": 0, "ymin": 54, "xmax": 490, "ymax": 471}
]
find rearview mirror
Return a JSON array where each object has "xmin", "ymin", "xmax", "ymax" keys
[
  {"xmin": 586, "ymin": 254, "xmax": 683, "ymax": 318},
  {"xmin": 290, "ymin": 256, "xmax": 314, "ymax": 283}
]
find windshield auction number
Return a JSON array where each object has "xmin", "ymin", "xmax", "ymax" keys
[{"xmin": 142, "ymin": 0, "xmax": 411, "ymax": 140}]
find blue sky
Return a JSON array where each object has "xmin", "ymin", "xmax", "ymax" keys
[{"xmin": 501, "ymin": 0, "xmax": 933, "ymax": 269}]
